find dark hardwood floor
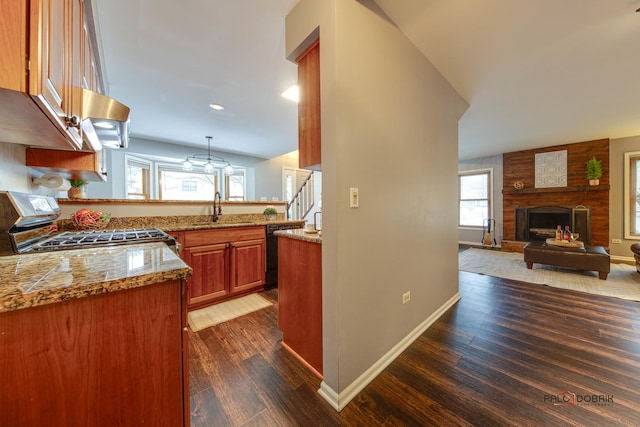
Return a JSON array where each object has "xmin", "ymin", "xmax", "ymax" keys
[{"xmin": 189, "ymin": 270, "xmax": 640, "ymax": 426}]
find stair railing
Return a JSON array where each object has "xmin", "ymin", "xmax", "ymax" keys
[{"xmin": 287, "ymin": 172, "xmax": 314, "ymax": 220}]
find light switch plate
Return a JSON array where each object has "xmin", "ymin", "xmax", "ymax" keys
[{"xmin": 350, "ymin": 188, "xmax": 359, "ymax": 208}]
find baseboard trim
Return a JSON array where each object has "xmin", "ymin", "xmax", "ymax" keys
[
  {"xmin": 611, "ymin": 255, "xmax": 634, "ymax": 264},
  {"xmin": 317, "ymin": 292, "xmax": 461, "ymax": 411},
  {"xmin": 459, "ymin": 240, "xmax": 501, "ymax": 249}
]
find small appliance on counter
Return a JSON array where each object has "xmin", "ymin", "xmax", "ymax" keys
[{"xmin": 0, "ymin": 191, "xmax": 176, "ymax": 256}]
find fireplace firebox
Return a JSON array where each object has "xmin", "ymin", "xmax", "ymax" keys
[{"xmin": 515, "ymin": 205, "xmax": 591, "ymax": 244}]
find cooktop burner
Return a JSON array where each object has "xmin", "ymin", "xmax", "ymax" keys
[{"xmin": 28, "ymin": 228, "xmax": 175, "ymax": 252}]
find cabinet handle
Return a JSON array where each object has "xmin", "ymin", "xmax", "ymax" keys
[{"xmin": 64, "ymin": 115, "xmax": 81, "ymax": 129}]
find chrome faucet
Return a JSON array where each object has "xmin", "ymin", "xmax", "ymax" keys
[{"xmin": 212, "ymin": 191, "xmax": 222, "ymax": 222}]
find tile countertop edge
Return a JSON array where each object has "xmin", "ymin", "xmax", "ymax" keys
[
  {"xmin": 274, "ymin": 229, "xmax": 322, "ymax": 244},
  {"xmin": 0, "ymin": 243, "xmax": 192, "ymax": 314}
]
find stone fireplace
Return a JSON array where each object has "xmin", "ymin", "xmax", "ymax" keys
[{"xmin": 515, "ymin": 205, "xmax": 592, "ymax": 244}]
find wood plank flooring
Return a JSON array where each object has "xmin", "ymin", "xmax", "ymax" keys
[{"xmin": 189, "ymin": 269, "xmax": 640, "ymax": 426}]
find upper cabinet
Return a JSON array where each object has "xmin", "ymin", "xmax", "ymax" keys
[
  {"xmin": 0, "ymin": 0, "xmax": 105, "ymax": 150},
  {"xmin": 30, "ymin": 0, "xmax": 83, "ymax": 149},
  {"xmin": 26, "ymin": 146, "xmax": 107, "ymax": 181},
  {"xmin": 296, "ymin": 39, "xmax": 321, "ymax": 170}
]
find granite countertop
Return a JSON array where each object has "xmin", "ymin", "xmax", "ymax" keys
[
  {"xmin": 57, "ymin": 213, "xmax": 305, "ymax": 233},
  {"xmin": 0, "ymin": 243, "xmax": 192, "ymax": 313},
  {"xmin": 163, "ymin": 219, "xmax": 306, "ymax": 232},
  {"xmin": 274, "ymin": 228, "xmax": 322, "ymax": 244}
]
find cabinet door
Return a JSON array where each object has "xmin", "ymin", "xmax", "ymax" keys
[
  {"xmin": 230, "ymin": 238, "xmax": 265, "ymax": 293},
  {"xmin": 296, "ymin": 39, "xmax": 320, "ymax": 169},
  {"xmin": 0, "ymin": 0, "xmax": 28, "ymax": 91},
  {"xmin": 183, "ymin": 243, "xmax": 229, "ymax": 306},
  {"xmin": 30, "ymin": 0, "xmax": 83, "ymax": 149}
]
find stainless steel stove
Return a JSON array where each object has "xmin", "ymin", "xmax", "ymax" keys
[{"xmin": 0, "ymin": 191, "xmax": 176, "ymax": 255}]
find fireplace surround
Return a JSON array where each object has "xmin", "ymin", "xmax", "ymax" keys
[{"xmin": 515, "ymin": 205, "xmax": 591, "ymax": 244}]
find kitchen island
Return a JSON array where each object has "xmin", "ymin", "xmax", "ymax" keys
[
  {"xmin": 0, "ymin": 243, "xmax": 192, "ymax": 426},
  {"xmin": 275, "ymin": 228, "xmax": 322, "ymax": 377}
]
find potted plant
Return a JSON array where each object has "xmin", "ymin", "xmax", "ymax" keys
[
  {"xmin": 263, "ymin": 206, "xmax": 278, "ymax": 221},
  {"xmin": 586, "ymin": 157, "xmax": 603, "ymax": 185},
  {"xmin": 68, "ymin": 179, "xmax": 88, "ymax": 199}
]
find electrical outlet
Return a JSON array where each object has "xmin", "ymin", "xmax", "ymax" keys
[
  {"xmin": 350, "ymin": 187, "xmax": 359, "ymax": 208},
  {"xmin": 612, "ymin": 239, "xmax": 622, "ymax": 244},
  {"xmin": 402, "ymin": 291, "xmax": 411, "ymax": 304}
]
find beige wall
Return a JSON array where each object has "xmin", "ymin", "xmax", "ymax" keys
[
  {"xmin": 610, "ymin": 135, "xmax": 640, "ymax": 259},
  {"xmin": 287, "ymin": 0, "xmax": 468, "ymax": 407}
]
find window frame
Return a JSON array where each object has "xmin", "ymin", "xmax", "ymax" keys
[
  {"xmin": 458, "ymin": 169, "xmax": 493, "ymax": 229},
  {"xmin": 224, "ymin": 169, "xmax": 247, "ymax": 201},
  {"xmin": 125, "ymin": 155, "xmax": 151, "ymax": 200},
  {"xmin": 157, "ymin": 162, "xmax": 219, "ymax": 201},
  {"xmin": 624, "ymin": 151, "xmax": 640, "ymax": 240}
]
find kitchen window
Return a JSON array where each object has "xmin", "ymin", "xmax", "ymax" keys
[
  {"xmin": 624, "ymin": 151, "xmax": 640, "ymax": 239},
  {"xmin": 224, "ymin": 170, "xmax": 246, "ymax": 201},
  {"xmin": 459, "ymin": 170, "xmax": 492, "ymax": 228},
  {"xmin": 126, "ymin": 156, "xmax": 151, "ymax": 200},
  {"xmin": 158, "ymin": 164, "xmax": 218, "ymax": 201}
]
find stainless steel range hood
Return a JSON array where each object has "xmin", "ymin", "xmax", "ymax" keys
[{"xmin": 72, "ymin": 87, "xmax": 131, "ymax": 150}]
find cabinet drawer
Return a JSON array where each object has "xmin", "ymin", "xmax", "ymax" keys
[{"xmin": 183, "ymin": 226, "xmax": 265, "ymax": 247}]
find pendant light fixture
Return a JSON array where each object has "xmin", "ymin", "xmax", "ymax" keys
[{"xmin": 182, "ymin": 136, "xmax": 234, "ymax": 175}]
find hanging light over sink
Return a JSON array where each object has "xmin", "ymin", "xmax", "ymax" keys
[{"xmin": 182, "ymin": 136, "xmax": 234, "ymax": 175}]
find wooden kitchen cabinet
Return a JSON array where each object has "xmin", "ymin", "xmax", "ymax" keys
[
  {"xmin": 182, "ymin": 243, "xmax": 230, "ymax": 305},
  {"xmin": 277, "ymin": 234, "xmax": 322, "ymax": 377},
  {"xmin": 0, "ymin": 280, "xmax": 189, "ymax": 427},
  {"xmin": 26, "ymin": 146, "xmax": 107, "ymax": 181},
  {"xmin": 0, "ymin": 0, "xmax": 101, "ymax": 150},
  {"xmin": 296, "ymin": 39, "xmax": 321, "ymax": 170},
  {"xmin": 180, "ymin": 226, "xmax": 266, "ymax": 309}
]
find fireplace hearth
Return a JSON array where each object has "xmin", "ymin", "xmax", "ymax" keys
[{"xmin": 515, "ymin": 205, "xmax": 591, "ymax": 244}]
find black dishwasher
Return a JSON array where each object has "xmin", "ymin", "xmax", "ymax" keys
[{"xmin": 265, "ymin": 222, "xmax": 304, "ymax": 288}]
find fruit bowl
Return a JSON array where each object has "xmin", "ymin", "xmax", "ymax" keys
[{"xmin": 71, "ymin": 209, "xmax": 111, "ymax": 230}]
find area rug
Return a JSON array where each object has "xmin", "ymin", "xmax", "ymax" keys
[
  {"xmin": 188, "ymin": 293, "xmax": 273, "ymax": 332},
  {"xmin": 459, "ymin": 248, "xmax": 640, "ymax": 302}
]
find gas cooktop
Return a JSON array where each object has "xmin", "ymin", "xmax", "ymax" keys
[{"xmin": 27, "ymin": 228, "xmax": 176, "ymax": 252}]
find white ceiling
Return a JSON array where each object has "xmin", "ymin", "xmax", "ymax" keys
[{"xmin": 94, "ymin": 0, "xmax": 640, "ymax": 160}]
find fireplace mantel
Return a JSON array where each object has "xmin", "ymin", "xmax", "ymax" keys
[
  {"xmin": 502, "ymin": 185, "xmax": 610, "ymax": 195},
  {"xmin": 502, "ymin": 138, "xmax": 609, "ymax": 247}
]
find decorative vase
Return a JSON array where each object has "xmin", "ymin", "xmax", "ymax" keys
[
  {"xmin": 589, "ymin": 179, "xmax": 599, "ymax": 186},
  {"xmin": 68, "ymin": 187, "xmax": 85, "ymax": 199},
  {"xmin": 265, "ymin": 214, "xmax": 277, "ymax": 221}
]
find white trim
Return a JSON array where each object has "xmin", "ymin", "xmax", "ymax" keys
[
  {"xmin": 624, "ymin": 151, "xmax": 640, "ymax": 240},
  {"xmin": 458, "ymin": 240, "xmax": 502, "ymax": 249},
  {"xmin": 458, "ymin": 168, "xmax": 494, "ymax": 227},
  {"xmin": 611, "ymin": 255, "xmax": 634, "ymax": 264},
  {"xmin": 317, "ymin": 292, "xmax": 461, "ymax": 412},
  {"xmin": 124, "ymin": 154, "xmax": 152, "ymax": 200}
]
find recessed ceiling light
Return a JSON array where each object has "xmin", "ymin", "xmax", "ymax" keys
[
  {"xmin": 209, "ymin": 103, "xmax": 225, "ymax": 110},
  {"xmin": 281, "ymin": 85, "xmax": 299, "ymax": 103}
]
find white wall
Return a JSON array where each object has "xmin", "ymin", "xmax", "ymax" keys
[
  {"xmin": 458, "ymin": 154, "xmax": 504, "ymax": 246},
  {"xmin": 287, "ymin": 0, "xmax": 468, "ymax": 409},
  {"xmin": 253, "ymin": 151, "xmax": 300, "ymax": 201},
  {"xmin": 0, "ymin": 141, "xmax": 71, "ymax": 198},
  {"xmin": 0, "ymin": 142, "xmax": 30, "ymax": 193},
  {"xmin": 88, "ymin": 136, "xmax": 294, "ymax": 201}
]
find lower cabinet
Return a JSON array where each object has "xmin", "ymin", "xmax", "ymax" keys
[
  {"xmin": 179, "ymin": 226, "xmax": 265, "ymax": 309},
  {"xmin": 0, "ymin": 280, "xmax": 189, "ymax": 427}
]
